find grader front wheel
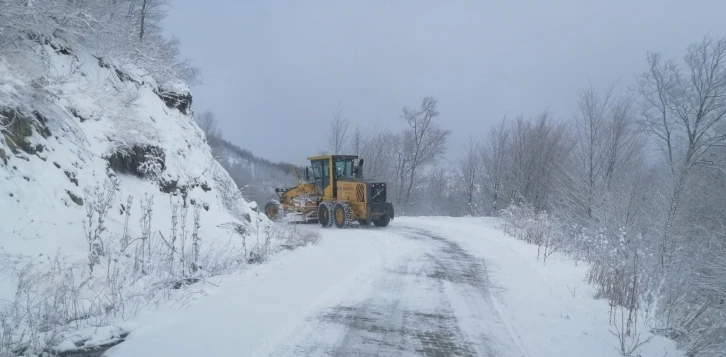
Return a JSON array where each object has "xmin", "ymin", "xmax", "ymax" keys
[
  {"xmin": 333, "ymin": 202, "xmax": 353, "ymax": 228},
  {"xmin": 264, "ymin": 199, "xmax": 285, "ymax": 221},
  {"xmin": 318, "ymin": 202, "xmax": 334, "ymax": 228}
]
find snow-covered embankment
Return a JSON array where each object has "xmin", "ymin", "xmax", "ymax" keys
[{"xmin": 0, "ymin": 39, "xmax": 300, "ymax": 356}]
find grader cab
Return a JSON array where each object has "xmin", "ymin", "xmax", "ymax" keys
[{"xmin": 263, "ymin": 155, "xmax": 394, "ymax": 228}]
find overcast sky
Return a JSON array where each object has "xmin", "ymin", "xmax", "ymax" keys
[{"xmin": 164, "ymin": 0, "xmax": 725, "ymax": 166}]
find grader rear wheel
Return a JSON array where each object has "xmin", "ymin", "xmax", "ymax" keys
[{"xmin": 373, "ymin": 215, "xmax": 391, "ymax": 227}]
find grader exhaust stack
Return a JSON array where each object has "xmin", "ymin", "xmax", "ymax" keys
[{"xmin": 263, "ymin": 155, "xmax": 394, "ymax": 228}]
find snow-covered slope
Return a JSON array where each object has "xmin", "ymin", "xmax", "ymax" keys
[
  {"xmin": 0, "ymin": 41, "xmax": 261, "ymax": 257},
  {"xmin": 0, "ymin": 39, "xmax": 268, "ymax": 354}
]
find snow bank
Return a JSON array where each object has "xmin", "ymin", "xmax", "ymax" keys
[{"xmin": 0, "ymin": 39, "xmax": 270, "ymax": 355}]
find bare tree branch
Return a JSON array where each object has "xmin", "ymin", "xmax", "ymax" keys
[{"xmin": 326, "ymin": 103, "xmax": 349, "ymax": 155}]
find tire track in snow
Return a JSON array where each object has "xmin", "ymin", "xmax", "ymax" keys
[
  {"xmin": 270, "ymin": 225, "xmax": 526, "ymax": 357},
  {"xmin": 406, "ymin": 227, "xmax": 533, "ymax": 357}
]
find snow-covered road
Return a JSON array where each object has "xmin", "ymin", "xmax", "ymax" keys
[
  {"xmin": 106, "ymin": 217, "xmax": 681, "ymax": 357},
  {"xmin": 270, "ymin": 226, "xmax": 517, "ymax": 357}
]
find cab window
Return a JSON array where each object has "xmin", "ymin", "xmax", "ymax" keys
[
  {"xmin": 311, "ymin": 159, "xmax": 330, "ymax": 189},
  {"xmin": 334, "ymin": 159, "xmax": 353, "ymax": 178}
]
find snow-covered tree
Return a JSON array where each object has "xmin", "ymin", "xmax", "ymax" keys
[
  {"xmin": 457, "ymin": 135, "xmax": 483, "ymax": 216},
  {"xmin": 398, "ymin": 96, "xmax": 451, "ymax": 206},
  {"xmin": 486, "ymin": 35, "xmax": 726, "ymax": 357},
  {"xmin": 480, "ymin": 117, "xmax": 510, "ymax": 215}
]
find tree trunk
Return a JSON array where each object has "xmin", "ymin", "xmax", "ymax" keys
[
  {"xmin": 139, "ymin": 0, "xmax": 149, "ymax": 42},
  {"xmin": 492, "ymin": 179, "xmax": 499, "ymax": 215},
  {"xmin": 405, "ymin": 164, "xmax": 417, "ymax": 204}
]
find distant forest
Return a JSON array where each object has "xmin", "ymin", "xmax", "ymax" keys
[{"xmin": 195, "ymin": 111, "xmax": 302, "ymax": 206}]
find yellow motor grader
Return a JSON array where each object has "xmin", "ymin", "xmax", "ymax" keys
[{"xmin": 263, "ymin": 155, "xmax": 394, "ymax": 228}]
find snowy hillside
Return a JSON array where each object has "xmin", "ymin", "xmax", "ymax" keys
[
  {"xmin": 0, "ymin": 39, "xmax": 272, "ymax": 355},
  {"xmin": 205, "ymin": 134, "xmax": 303, "ymax": 206}
]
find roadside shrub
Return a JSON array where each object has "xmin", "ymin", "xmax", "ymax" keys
[
  {"xmin": 276, "ymin": 224, "xmax": 322, "ymax": 251},
  {"xmin": 0, "ymin": 174, "xmax": 325, "ymax": 356}
]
